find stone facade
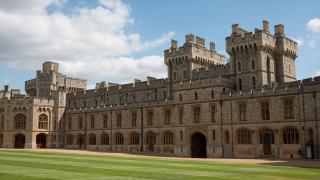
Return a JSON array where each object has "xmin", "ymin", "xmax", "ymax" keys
[{"xmin": 0, "ymin": 21, "xmax": 319, "ymax": 159}]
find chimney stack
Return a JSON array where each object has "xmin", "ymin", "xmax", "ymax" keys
[
  {"xmin": 263, "ymin": 20, "xmax": 269, "ymax": 32},
  {"xmin": 4, "ymin": 85, "xmax": 9, "ymax": 92}
]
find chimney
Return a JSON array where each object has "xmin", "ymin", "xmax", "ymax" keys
[
  {"xmin": 263, "ymin": 20, "xmax": 269, "ymax": 32},
  {"xmin": 171, "ymin": 39, "xmax": 177, "ymax": 49},
  {"xmin": 210, "ymin": 42, "xmax": 216, "ymax": 51},
  {"xmin": 4, "ymin": 85, "xmax": 9, "ymax": 92},
  {"xmin": 185, "ymin": 34, "xmax": 195, "ymax": 44},
  {"xmin": 274, "ymin": 24, "xmax": 284, "ymax": 36},
  {"xmin": 232, "ymin": 24, "xmax": 239, "ymax": 34}
]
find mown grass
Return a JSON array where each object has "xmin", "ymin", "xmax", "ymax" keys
[{"xmin": 0, "ymin": 150, "xmax": 319, "ymax": 180}]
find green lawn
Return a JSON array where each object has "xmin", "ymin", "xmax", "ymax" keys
[{"xmin": 0, "ymin": 150, "xmax": 319, "ymax": 180}]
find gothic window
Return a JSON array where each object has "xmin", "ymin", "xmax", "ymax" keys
[
  {"xmin": 261, "ymin": 101, "xmax": 270, "ymax": 120},
  {"xmin": 283, "ymin": 127, "xmax": 299, "ymax": 144},
  {"xmin": 252, "ymin": 76, "xmax": 256, "ymax": 89},
  {"xmin": 90, "ymin": 115, "xmax": 95, "ymax": 129},
  {"xmin": 259, "ymin": 128, "xmax": 274, "ymax": 144},
  {"xmin": 163, "ymin": 131, "xmax": 174, "ymax": 145},
  {"xmin": 179, "ymin": 107, "xmax": 183, "ymax": 124},
  {"xmin": 78, "ymin": 116, "xmax": 83, "ymax": 129},
  {"xmin": 38, "ymin": 114, "xmax": 48, "ymax": 130},
  {"xmin": 193, "ymin": 106, "xmax": 200, "ymax": 123},
  {"xmin": 164, "ymin": 110, "xmax": 171, "ymax": 125},
  {"xmin": 237, "ymin": 128, "xmax": 252, "ymax": 144},
  {"xmin": 239, "ymin": 103, "xmax": 247, "ymax": 121},
  {"xmin": 14, "ymin": 113, "xmax": 26, "ymax": 129},
  {"xmin": 101, "ymin": 133, "xmax": 109, "ymax": 145},
  {"xmin": 66, "ymin": 134, "xmax": 74, "ymax": 145},
  {"xmin": 103, "ymin": 114, "xmax": 108, "ymax": 128},
  {"xmin": 284, "ymin": 98, "xmax": 294, "ymax": 119},
  {"xmin": 116, "ymin": 113, "xmax": 122, "ymax": 127},
  {"xmin": 130, "ymin": 132, "xmax": 140, "ymax": 145},
  {"xmin": 115, "ymin": 133, "xmax": 124, "ymax": 145},
  {"xmin": 147, "ymin": 111, "xmax": 153, "ymax": 126},
  {"xmin": 131, "ymin": 111, "xmax": 137, "ymax": 127},
  {"xmin": 88, "ymin": 134, "xmax": 96, "ymax": 145}
]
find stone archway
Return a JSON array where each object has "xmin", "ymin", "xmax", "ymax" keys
[
  {"xmin": 14, "ymin": 134, "xmax": 25, "ymax": 148},
  {"xmin": 36, "ymin": 133, "xmax": 47, "ymax": 148},
  {"xmin": 191, "ymin": 132, "xmax": 207, "ymax": 158}
]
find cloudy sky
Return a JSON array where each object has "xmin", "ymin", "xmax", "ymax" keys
[{"xmin": 0, "ymin": 0, "xmax": 320, "ymax": 90}]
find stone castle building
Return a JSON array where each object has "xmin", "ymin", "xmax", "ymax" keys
[{"xmin": 0, "ymin": 21, "xmax": 319, "ymax": 159}]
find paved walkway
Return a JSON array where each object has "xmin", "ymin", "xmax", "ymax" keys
[{"xmin": 1, "ymin": 148, "xmax": 320, "ymax": 168}]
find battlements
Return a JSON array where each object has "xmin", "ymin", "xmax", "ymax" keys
[
  {"xmin": 192, "ymin": 63, "xmax": 231, "ymax": 79},
  {"xmin": 164, "ymin": 34, "xmax": 226, "ymax": 66},
  {"xmin": 221, "ymin": 76, "xmax": 320, "ymax": 100}
]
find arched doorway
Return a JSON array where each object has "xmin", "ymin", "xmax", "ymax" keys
[
  {"xmin": 14, "ymin": 134, "xmax": 25, "ymax": 148},
  {"xmin": 259, "ymin": 128, "xmax": 274, "ymax": 156},
  {"xmin": 36, "ymin": 134, "xmax": 47, "ymax": 148},
  {"xmin": 77, "ymin": 134, "xmax": 85, "ymax": 148},
  {"xmin": 191, "ymin": 132, "xmax": 207, "ymax": 158},
  {"xmin": 145, "ymin": 131, "xmax": 156, "ymax": 152}
]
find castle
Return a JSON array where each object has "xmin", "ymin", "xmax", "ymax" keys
[{"xmin": 0, "ymin": 21, "xmax": 319, "ymax": 159}]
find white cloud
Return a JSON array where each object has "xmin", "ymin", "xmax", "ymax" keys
[
  {"xmin": 59, "ymin": 55, "xmax": 167, "ymax": 83},
  {"xmin": 315, "ymin": 70, "xmax": 320, "ymax": 77},
  {"xmin": 307, "ymin": 18, "xmax": 320, "ymax": 48},
  {"xmin": 0, "ymin": 0, "xmax": 173, "ymax": 83},
  {"xmin": 307, "ymin": 18, "xmax": 320, "ymax": 33}
]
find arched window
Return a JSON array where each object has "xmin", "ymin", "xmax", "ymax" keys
[
  {"xmin": 88, "ymin": 134, "xmax": 96, "ymax": 145},
  {"xmin": 115, "ymin": 133, "xmax": 124, "ymax": 145},
  {"xmin": 38, "ymin": 114, "xmax": 48, "ymax": 130},
  {"xmin": 130, "ymin": 132, "xmax": 140, "ymax": 145},
  {"xmin": 283, "ymin": 127, "xmax": 299, "ymax": 144},
  {"xmin": 163, "ymin": 131, "xmax": 174, "ymax": 145},
  {"xmin": 66, "ymin": 134, "xmax": 74, "ymax": 145},
  {"xmin": 237, "ymin": 128, "xmax": 252, "ymax": 144},
  {"xmin": 14, "ymin": 114, "xmax": 26, "ymax": 129},
  {"xmin": 259, "ymin": 128, "xmax": 274, "ymax": 144},
  {"xmin": 101, "ymin": 133, "xmax": 109, "ymax": 145}
]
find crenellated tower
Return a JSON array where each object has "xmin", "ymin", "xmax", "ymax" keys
[
  {"xmin": 226, "ymin": 20, "xmax": 298, "ymax": 91},
  {"xmin": 164, "ymin": 34, "xmax": 226, "ymax": 84}
]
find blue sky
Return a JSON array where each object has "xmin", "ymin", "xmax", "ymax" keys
[{"xmin": 0, "ymin": 0, "xmax": 320, "ymax": 91}]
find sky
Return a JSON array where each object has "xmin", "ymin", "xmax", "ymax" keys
[{"xmin": 0, "ymin": 0, "xmax": 320, "ymax": 91}]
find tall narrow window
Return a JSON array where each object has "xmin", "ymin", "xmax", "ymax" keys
[
  {"xmin": 130, "ymin": 133, "xmax": 140, "ymax": 145},
  {"xmin": 179, "ymin": 107, "xmax": 183, "ymax": 124},
  {"xmin": 238, "ymin": 61, "xmax": 241, "ymax": 72},
  {"xmin": 237, "ymin": 128, "xmax": 252, "ymax": 144},
  {"xmin": 211, "ymin": 90, "xmax": 215, "ymax": 99},
  {"xmin": 239, "ymin": 103, "xmax": 247, "ymax": 121},
  {"xmin": 0, "ymin": 114, "xmax": 4, "ymax": 130},
  {"xmin": 173, "ymin": 72, "xmax": 177, "ymax": 80},
  {"xmin": 179, "ymin": 131, "xmax": 183, "ymax": 141},
  {"xmin": 103, "ymin": 115, "xmax": 108, "ymax": 128},
  {"xmin": 101, "ymin": 133, "xmax": 109, "ymax": 145},
  {"xmin": 163, "ymin": 131, "xmax": 173, "ymax": 145},
  {"xmin": 115, "ymin": 133, "xmax": 123, "ymax": 145},
  {"xmin": 211, "ymin": 104, "xmax": 216, "ymax": 123},
  {"xmin": 14, "ymin": 114, "xmax": 26, "ymax": 129},
  {"xmin": 252, "ymin": 76, "xmax": 256, "ymax": 89},
  {"xmin": 212, "ymin": 130, "xmax": 216, "ymax": 142},
  {"xmin": 284, "ymin": 98, "xmax": 294, "ymax": 119},
  {"xmin": 147, "ymin": 111, "xmax": 153, "ymax": 126},
  {"xmin": 131, "ymin": 111, "xmax": 137, "ymax": 127},
  {"xmin": 165, "ymin": 110, "xmax": 171, "ymax": 125},
  {"xmin": 193, "ymin": 106, "xmax": 200, "ymax": 123},
  {"xmin": 90, "ymin": 115, "xmax": 95, "ymax": 129},
  {"xmin": 179, "ymin": 94, "xmax": 182, "ymax": 101},
  {"xmin": 68, "ymin": 117, "xmax": 72, "ymax": 130},
  {"xmin": 251, "ymin": 59, "xmax": 255, "ymax": 70},
  {"xmin": 116, "ymin": 113, "xmax": 122, "ymax": 127},
  {"xmin": 238, "ymin": 78, "xmax": 242, "ymax": 91},
  {"xmin": 261, "ymin": 101, "xmax": 270, "ymax": 120},
  {"xmin": 78, "ymin": 116, "xmax": 83, "ymax": 129},
  {"xmin": 89, "ymin": 134, "xmax": 96, "ymax": 145},
  {"xmin": 194, "ymin": 92, "xmax": 198, "ymax": 100},
  {"xmin": 183, "ymin": 70, "xmax": 186, "ymax": 79}
]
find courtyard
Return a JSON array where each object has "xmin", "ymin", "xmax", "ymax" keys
[{"xmin": 0, "ymin": 149, "xmax": 319, "ymax": 180}]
